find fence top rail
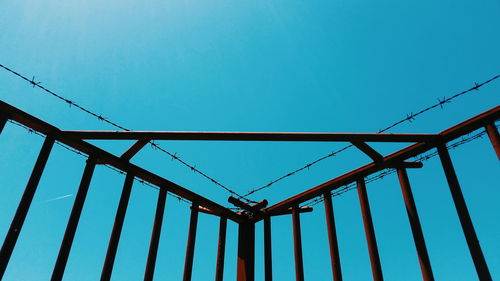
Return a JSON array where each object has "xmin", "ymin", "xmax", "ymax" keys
[
  {"xmin": 60, "ymin": 131, "xmax": 439, "ymax": 143},
  {"xmin": 256, "ymin": 105, "xmax": 500, "ymax": 221},
  {"xmin": 0, "ymin": 100, "xmax": 245, "ymax": 223}
]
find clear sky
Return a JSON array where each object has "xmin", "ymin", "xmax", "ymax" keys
[{"xmin": 0, "ymin": 0, "xmax": 499, "ymax": 280}]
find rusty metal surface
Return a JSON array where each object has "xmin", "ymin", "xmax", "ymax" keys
[
  {"xmin": 215, "ymin": 217, "xmax": 227, "ymax": 281},
  {"xmin": 0, "ymin": 100, "xmax": 498, "ymax": 281},
  {"xmin": 236, "ymin": 222, "xmax": 255, "ymax": 281},
  {"xmin": 324, "ymin": 193, "xmax": 342, "ymax": 281},
  {"xmin": 357, "ymin": 179, "xmax": 383, "ymax": 281},
  {"xmin": 0, "ymin": 112, "xmax": 7, "ymax": 134},
  {"xmin": 183, "ymin": 204, "xmax": 199, "ymax": 281},
  {"xmin": 62, "ymin": 130, "xmax": 439, "ymax": 142},
  {"xmin": 0, "ymin": 100, "xmax": 244, "ymax": 224},
  {"xmin": 229, "ymin": 197, "xmax": 268, "ymax": 215},
  {"xmin": 259, "ymin": 106, "xmax": 500, "ymax": 219},
  {"xmin": 396, "ymin": 168, "xmax": 434, "ymax": 281},
  {"xmin": 263, "ymin": 217, "xmax": 273, "ymax": 281},
  {"xmin": 351, "ymin": 141, "xmax": 383, "ymax": 162},
  {"xmin": 292, "ymin": 207, "xmax": 305, "ymax": 281},
  {"xmin": 120, "ymin": 140, "xmax": 150, "ymax": 161},
  {"xmin": 485, "ymin": 122, "xmax": 500, "ymax": 160}
]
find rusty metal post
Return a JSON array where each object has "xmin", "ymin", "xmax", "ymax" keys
[
  {"xmin": 0, "ymin": 136, "xmax": 55, "ymax": 279},
  {"xmin": 0, "ymin": 113, "xmax": 7, "ymax": 134},
  {"xmin": 183, "ymin": 203, "xmax": 199, "ymax": 281},
  {"xmin": 214, "ymin": 217, "xmax": 227, "ymax": 281},
  {"xmin": 485, "ymin": 123, "xmax": 500, "ymax": 160},
  {"xmin": 236, "ymin": 221, "xmax": 255, "ymax": 281},
  {"xmin": 396, "ymin": 168, "xmax": 434, "ymax": 281},
  {"xmin": 100, "ymin": 172, "xmax": 135, "ymax": 281},
  {"xmin": 51, "ymin": 157, "xmax": 97, "ymax": 281},
  {"xmin": 437, "ymin": 145, "xmax": 492, "ymax": 280},
  {"xmin": 323, "ymin": 192, "xmax": 342, "ymax": 281},
  {"xmin": 263, "ymin": 216, "xmax": 273, "ymax": 281},
  {"xmin": 357, "ymin": 178, "xmax": 383, "ymax": 281},
  {"xmin": 144, "ymin": 188, "xmax": 167, "ymax": 281},
  {"xmin": 292, "ymin": 206, "xmax": 305, "ymax": 281}
]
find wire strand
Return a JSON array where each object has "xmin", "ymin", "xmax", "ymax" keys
[
  {"xmin": 0, "ymin": 63, "xmax": 254, "ymax": 203},
  {"xmin": 243, "ymin": 74, "xmax": 500, "ymax": 197},
  {"xmin": 6, "ymin": 119, "xmax": 193, "ymax": 205},
  {"xmin": 301, "ymin": 123, "xmax": 498, "ymax": 208},
  {"xmin": 2, "ymin": 63, "xmax": 497, "ymax": 204}
]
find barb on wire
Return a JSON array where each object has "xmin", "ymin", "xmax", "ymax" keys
[
  {"xmin": 30, "ymin": 76, "xmax": 41, "ymax": 88},
  {"xmin": 6, "ymin": 120, "xmax": 193, "ymax": 205},
  {"xmin": 0, "ymin": 63, "xmax": 255, "ymax": 203},
  {"xmin": 301, "ymin": 123, "xmax": 497, "ymax": 208},
  {"xmin": 376, "ymin": 75, "xmax": 499, "ymax": 133},
  {"xmin": 244, "ymin": 74, "xmax": 500, "ymax": 198}
]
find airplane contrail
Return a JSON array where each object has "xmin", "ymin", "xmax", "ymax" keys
[{"xmin": 44, "ymin": 194, "xmax": 73, "ymax": 203}]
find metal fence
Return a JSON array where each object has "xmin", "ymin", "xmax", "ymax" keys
[{"xmin": 0, "ymin": 100, "xmax": 498, "ymax": 281}]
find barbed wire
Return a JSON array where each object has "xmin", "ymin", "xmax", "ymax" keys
[
  {"xmin": 244, "ymin": 74, "xmax": 500, "ymax": 198},
  {"xmin": 2, "ymin": 62, "xmax": 498, "ymax": 205},
  {"xmin": 300, "ymin": 123, "xmax": 498, "ymax": 208},
  {"xmin": 5, "ymin": 119, "xmax": 193, "ymax": 205},
  {"xmin": 0, "ymin": 63, "xmax": 254, "ymax": 203},
  {"xmin": 5, "ymin": 115, "xmax": 496, "ymax": 213}
]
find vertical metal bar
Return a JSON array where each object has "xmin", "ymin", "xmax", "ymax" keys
[
  {"xmin": 236, "ymin": 222, "xmax": 255, "ymax": 281},
  {"xmin": 263, "ymin": 217, "xmax": 273, "ymax": 281},
  {"xmin": 183, "ymin": 203, "xmax": 199, "ymax": 281},
  {"xmin": 396, "ymin": 168, "xmax": 434, "ymax": 281},
  {"xmin": 437, "ymin": 145, "xmax": 492, "ymax": 280},
  {"xmin": 323, "ymin": 192, "xmax": 342, "ymax": 281},
  {"xmin": 144, "ymin": 188, "xmax": 167, "ymax": 281},
  {"xmin": 0, "ymin": 136, "xmax": 55, "ymax": 279},
  {"xmin": 292, "ymin": 206, "xmax": 305, "ymax": 281},
  {"xmin": 51, "ymin": 157, "xmax": 97, "ymax": 281},
  {"xmin": 357, "ymin": 178, "xmax": 383, "ymax": 281},
  {"xmin": 0, "ymin": 113, "xmax": 7, "ymax": 134},
  {"xmin": 100, "ymin": 172, "xmax": 135, "ymax": 281},
  {"xmin": 485, "ymin": 123, "xmax": 500, "ymax": 160},
  {"xmin": 214, "ymin": 217, "xmax": 227, "ymax": 281}
]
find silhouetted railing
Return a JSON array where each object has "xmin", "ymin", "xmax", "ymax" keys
[{"xmin": 0, "ymin": 100, "xmax": 498, "ymax": 281}]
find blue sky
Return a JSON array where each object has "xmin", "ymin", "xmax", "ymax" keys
[{"xmin": 0, "ymin": 0, "xmax": 499, "ymax": 280}]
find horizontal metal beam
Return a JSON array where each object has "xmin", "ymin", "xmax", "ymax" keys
[
  {"xmin": 198, "ymin": 206, "xmax": 217, "ymax": 216},
  {"xmin": 259, "ymin": 106, "xmax": 500, "ymax": 220},
  {"xmin": 384, "ymin": 161, "xmax": 423, "ymax": 169},
  {"xmin": 62, "ymin": 131, "xmax": 439, "ymax": 143},
  {"xmin": 264, "ymin": 206, "xmax": 313, "ymax": 217},
  {"xmin": 0, "ymin": 100, "xmax": 244, "ymax": 224}
]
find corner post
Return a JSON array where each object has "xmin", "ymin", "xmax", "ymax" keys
[{"xmin": 236, "ymin": 221, "xmax": 255, "ymax": 281}]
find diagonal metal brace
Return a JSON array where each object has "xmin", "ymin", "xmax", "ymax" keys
[
  {"xmin": 96, "ymin": 139, "xmax": 150, "ymax": 165},
  {"xmin": 121, "ymin": 139, "xmax": 150, "ymax": 161},
  {"xmin": 351, "ymin": 141, "xmax": 383, "ymax": 162}
]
